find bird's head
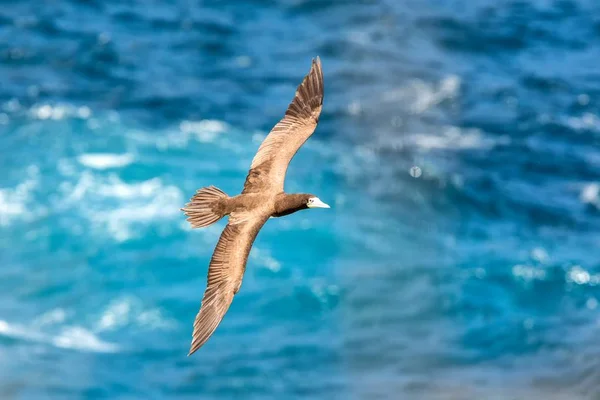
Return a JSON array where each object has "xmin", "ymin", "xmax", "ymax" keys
[
  {"xmin": 305, "ymin": 195, "xmax": 330, "ymax": 209},
  {"xmin": 273, "ymin": 194, "xmax": 330, "ymax": 217}
]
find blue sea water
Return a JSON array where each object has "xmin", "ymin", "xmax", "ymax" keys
[{"xmin": 1, "ymin": 0, "xmax": 600, "ymax": 398}]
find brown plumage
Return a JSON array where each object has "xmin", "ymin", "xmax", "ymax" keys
[{"xmin": 182, "ymin": 57, "xmax": 330, "ymax": 355}]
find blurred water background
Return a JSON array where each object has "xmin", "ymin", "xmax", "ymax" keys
[{"xmin": 1, "ymin": 0, "xmax": 600, "ymax": 399}]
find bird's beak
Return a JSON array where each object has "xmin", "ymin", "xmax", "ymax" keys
[{"xmin": 308, "ymin": 198, "xmax": 330, "ymax": 209}]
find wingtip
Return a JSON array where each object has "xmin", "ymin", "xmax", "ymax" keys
[
  {"xmin": 312, "ymin": 56, "xmax": 322, "ymax": 70},
  {"xmin": 281, "ymin": 56, "xmax": 324, "ymax": 121}
]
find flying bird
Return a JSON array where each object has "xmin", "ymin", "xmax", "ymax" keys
[{"xmin": 182, "ymin": 57, "xmax": 329, "ymax": 355}]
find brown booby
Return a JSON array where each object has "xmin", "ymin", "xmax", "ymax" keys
[{"xmin": 182, "ymin": 57, "xmax": 329, "ymax": 355}]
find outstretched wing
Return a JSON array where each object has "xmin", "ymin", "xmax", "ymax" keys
[
  {"xmin": 188, "ymin": 214, "xmax": 268, "ymax": 355},
  {"xmin": 242, "ymin": 57, "xmax": 324, "ymax": 194}
]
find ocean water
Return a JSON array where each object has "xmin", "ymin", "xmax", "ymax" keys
[{"xmin": 1, "ymin": 0, "xmax": 600, "ymax": 398}]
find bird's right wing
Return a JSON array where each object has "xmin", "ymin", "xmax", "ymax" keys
[
  {"xmin": 188, "ymin": 213, "xmax": 269, "ymax": 355},
  {"xmin": 242, "ymin": 57, "xmax": 324, "ymax": 194}
]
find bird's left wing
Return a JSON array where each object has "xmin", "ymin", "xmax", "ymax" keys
[
  {"xmin": 242, "ymin": 57, "xmax": 324, "ymax": 194},
  {"xmin": 188, "ymin": 213, "xmax": 269, "ymax": 355}
]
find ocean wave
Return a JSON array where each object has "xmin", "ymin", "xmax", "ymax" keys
[
  {"xmin": 2, "ymin": 0, "xmax": 600, "ymax": 396},
  {"xmin": 565, "ymin": 113, "xmax": 600, "ymax": 132},
  {"xmin": 382, "ymin": 75, "xmax": 461, "ymax": 114},
  {"xmin": 96, "ymin": 296, "xmax": 176, "ymax": 332},
  {"xmin": 33, "ymin": 308, "xmax": 68, "ymax": 327},
  {"xmin": 179, "ymin": 119, "xmax": 230, "ymax": 142},
  {"xmin": 52, "ymin": 327, "xmax": 119, "ymax": 353},
  {"xmin": 77, "ymin": 153, "xmax": 135, "ymax": 170},
  {"xmin": 50, "ymin": 151, "xmax": 185, "ymax": 240},
  {"xmin": 72, "ymin": 175, "xmax": 183, "ymax": 242},
  {"xmin": 0, "ymin": 165, "xmax": 40, "ymax": 226},
  {"xmin": 0, "ymin": 319, "xmax": 118, "ymax": 353},
  {"xmin": 512, "ymin": 264, "xmax": 546, "ymax": 281},
  {"xmin": 250, "ymin": 247, "xmax": 282, "ymax": 273},
  {"xmin": 363, "ymin": 125, "xmax": 509, "ymax": 157},
  {"xmin": 28, "ymin": 103, "xmax": 93, "ymax": 121},
  {"xmin": 580, "ymin": 183, "xmax": 600, "ymax": 209},
  {"xmin": 128, "ymin": 118, "xmax": 235, "ymax": 151},
  {"xmin": 566, "ymin": 265, "xmax": 600, "ymax": 286},
  {"xmin": 409, "ymin": 126, "xmax": 504, "ymax": 151}
]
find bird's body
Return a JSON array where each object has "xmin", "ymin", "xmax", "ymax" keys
[{"xmin": 182, "ymin": 57, "xmax": 329, "ymax": 355}]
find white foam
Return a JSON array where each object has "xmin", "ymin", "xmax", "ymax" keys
[
  {"xmin": 566, "ymin": 113, "xmax": 600, "ymax": 131},
  {"xmin": 566, "ymin": 265, "xmax": 600, "ymax": 286},
  {"xmin": 97, "ymin": 297, "xmax": 175, "ymax": 331},
  {"xmin": 136, "ymin": 309, "xmax": 174, "ymax": 330},
  {"xmin": 410, "ymin": 126, "xmax": 502, "ymax": 150},
  {"xmin": 250, "ymin": 247, "xmax": 281, "ymax": 272},
  {"xmin": 0, "ymin": 319, "xmax": 45, "ymax": 342},
  {"xmin": 52, "ymin": 327, "xmax": 118, "ymax": 353},
  {"xmin": 34, "ymin": 308, "xmax": 67, "ymax": 327},
  {"xmin": 59, "ymin": 170, "xmax": 94, "ymax": 203},
  {"xmin": 180, "ymin": 119, "xmax": 229, "ymax": 142},
  {"xmin": 28, "ymin": 103, "xmax": 93, "ymax": 121},
  {"xmin": 580, "ymin": 183, "xmax": 599, "ymax": 208},
  {"xmin": 77, "ymin": 106, "xmax": 92, "ymax": 119},
  {"xmin": 77, "ymin": 153, "xmax": 134, "ymax": 170},
  {"xmin": 512, "ymin": 264, "xmax": 546, "ymax": 281},
  {"xmin": 382, "ymin": 75, "xmax": 461, "ymax": 114},
  {"xmin": 0, "ymin": 191, "xmax": 26, "ymax": 225},
  {"xmin": 0, "ymin": 319, "xmax": 118, "ymax": 353},
  {"xmin": 57, "ymin": 172, "xmax": 184, "ymax": 242},
  {"xmin": 0, "ymin": 165, "xmax": 39, "ymax": 226},
  {"xmin": 531, "ymin": 247, "xmax": 549, "ymax": 263},
  {"xmin": 128, "ymin": 119, "xmax": 232, "ymax": 150},
  {"xmin": 309, "ymin": 280, "xmax": 340, "ymax": 306},
  {"xmin": 35, "ymin": 104, "xmax": 52, "ymax": 119},
  {"xmin": 97, "ymin": 298, "xmax": 133, "ymax": 331},
  {"xmin": 95, "ymin": 184, "xmax": 183, "ymax": 242}
]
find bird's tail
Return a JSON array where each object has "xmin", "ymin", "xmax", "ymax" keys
[{"xmin": 181, "ymin": 186, "xmax": 228, "ymax": 228}]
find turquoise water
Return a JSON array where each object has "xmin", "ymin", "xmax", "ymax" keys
[{"xmin": 1, "ymin": 1, "xmax": 600, "ymax": 399}]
